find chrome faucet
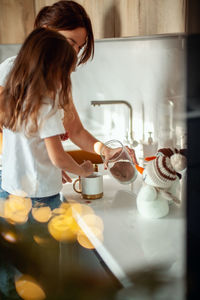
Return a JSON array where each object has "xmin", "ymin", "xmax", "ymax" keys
[{"xmin": 91, "ymin": 100, "xmax": 138, "ymax": 147}]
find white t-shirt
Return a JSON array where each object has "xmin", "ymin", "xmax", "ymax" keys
[
  {"xmin": 0, "ymin": 56, "xmax": 16, "ymax": 86},
  {"xmin": 0, "ymin": 56, "xmax": 16, "ymax": 168},
  {"xmin": 2, "ymin": 98, "xmax": 66, "ymax": 198}
]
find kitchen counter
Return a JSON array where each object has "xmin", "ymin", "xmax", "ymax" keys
[{"xmin": 61, "ymin": 171, "xmax": 186, "ymax": 288}]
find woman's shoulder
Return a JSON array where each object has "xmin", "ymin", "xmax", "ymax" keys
[
  {"xmin": 0, "ymin": 56, "xmax": 16, "ymax": 68},
  {"xmin": 0, "ymin": 56, "xmax": 17, "ymax": 86}
]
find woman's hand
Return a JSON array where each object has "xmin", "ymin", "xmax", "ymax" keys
[
  {"xmin": 125, "ymin": 146, "xmax": 138, "ymax": 164},
  {"xmin": 102, "ymin": 145, "xmax": 138, "ymax": 168},
  {"xmin": 80, "ymin": 160, "xmax": 94, "ymax": 177},
  {"xmin": 102, "ymin": 147, "xmax": 121, "ymax": 169}
]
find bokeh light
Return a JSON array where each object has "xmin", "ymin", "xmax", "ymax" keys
[
  {"xmin": 33, "ymin": 235, "xmax": 51, "ymax": 246},
  {"xmin": 1, "ymin": 230, "xmax": 17, "ymax": 243},
  {"xmin": 44, "ymin": 199, "xmax": 104, "ymax": 250},
  {"xmin": 77, "ymin": 226, "xmax": 103, "ymax": 249},
  {"xmin": 48, "ymin": 214, "xmax": 77, "ymax": 242},
  {"xmin": 3, "ymin": 195, "xmax": 32, "ymax": 224},
  {"xmin": 75, "ymin": 203, "xmax": 94, "ymax": 217},
  {"xmin": 15, "ymin": 274, "xmax": 46, "ymax": 300},
  {"xmin": 77, "ymin": 232, "xmax": 94, "ymax": 249},
  {"xmin": 32, "ymin": 206, "xmax": 52, "ymax": 223},
  {"xmin": 82, "ymin": 214, "xmax": 104, "ymax": 232}
]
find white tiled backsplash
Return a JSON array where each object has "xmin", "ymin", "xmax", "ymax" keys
[{"xmin": 0, "ymin": 34, "xmax": 186, "ymax": 156}]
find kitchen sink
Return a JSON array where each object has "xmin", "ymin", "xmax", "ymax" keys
[{"xmin": 66, "ymin": 150, "xmax": 103, "ymax": 165}]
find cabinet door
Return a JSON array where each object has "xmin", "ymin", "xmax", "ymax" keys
[
  {"xmin": 76, "ymin": 0, "xmax": 186, "ymax": 37},
  {"xmin": 35, "ymin": 0, "xmax": 115, "ymax": 39},
  {"xmin": 75, "ymin": 0, "xmax": 115, "ymax": 39},
  {"xmin": 0, "ymin": 0, "xmax": 35, "ymax": 44},
  {"xmin": 115, "ymin": 0, "xmax": 186, "ymax": 37}
]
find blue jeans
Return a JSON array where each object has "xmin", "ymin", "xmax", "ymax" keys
[
  {"xmin": 31, "ymin": 193, "xmax": 62, "ymax": 210},
  {"xmin": 0, "ymin": 170, "xmax": 62, "ymax": 209}
]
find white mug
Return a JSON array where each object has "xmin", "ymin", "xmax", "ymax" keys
[{"xmin": 73, "ymin": 172, "xmax": 103, "ymax": 200}]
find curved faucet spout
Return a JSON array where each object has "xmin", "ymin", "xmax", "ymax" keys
[{"xmin": 91, "ymin": 100, "xmax": 137, "ymax": 147}]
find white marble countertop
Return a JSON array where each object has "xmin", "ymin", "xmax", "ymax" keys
[{"xmin": 61, "ymin": 171, "xmax": 186, "ymax": 288}]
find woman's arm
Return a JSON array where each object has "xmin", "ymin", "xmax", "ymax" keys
[
  {"xmin": 63, "ymin": 100, "xmax": 138, "ymax": 163},
  {"xmin": 63, "ymin": 100, "xmax": 104, "ymax": 155},
  {"xmin": 45, "ymin": 135, "xmax": 94, "ymax": 177}
]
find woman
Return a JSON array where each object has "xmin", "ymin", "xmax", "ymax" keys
[{"xmin": 0, "ymin": 0, "xmax": 137, "ymax": 193}]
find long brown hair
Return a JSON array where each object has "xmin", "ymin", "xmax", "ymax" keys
[
  {"xmin": 34, "ymin": 0, "xmax": 94, "ymax": 65},
  {"xmin": 0, "ymin": 28, "xmax": 77, "ymax": 135}
]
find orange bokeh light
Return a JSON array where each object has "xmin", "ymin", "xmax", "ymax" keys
[
  {"xmin": 48, "ymin": 214, "xmax": 76, "ymax": 242},
  {"xmin": 15, "ymin": 274, "xmax": 46, "ymax": 300},
  {"xmin": 3, "ymin": 195, "xmax": 32, "ymax": 224},
  {"xmin": 32, "ymin": 206, "xmax": 52, "ymax": 223}
]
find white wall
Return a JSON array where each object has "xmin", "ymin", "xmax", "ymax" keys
[
  {"xmin": 0, "ymin": 34, "xmax": 186, "ymax": 155},
  {"xmin": 71, "ymin": 34, "xmax": 186, "ymax": 152},
  {"xmin": 0, "ymin": 44, "xmax": 21, "ymax": 63}
]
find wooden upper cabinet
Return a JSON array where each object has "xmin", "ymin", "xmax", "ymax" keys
[
  {"xmin": 77, "ymin": 0, "xmax": 186, "ymax": 38},
  {"xmin": 0, "ymin": 0, "xmax": 35, "ymax": 44},
  {"xmin": 0, "ymin": 0, "xmax": 187, "ymax": 43},
  {"xmin": 137, "ymin": 0, "xmax": 186, "ymax": 36},
  {"xmin": 74, "ymin": 0, "xmax": 115, "ymax": 38},
  {"xmin": 35, "ymin": 0, "xmax": 116, "ymax": 39},
  {"xmin": 115, "ymin": 0, "xmax": 186, "ymax": 37},
  {"xmin": 34, "ymin": 0, "xmax": 187, "ymax": 39},
  {"xmin": 34, "ymin": 0, "xmax": 57, "ymax": 14}
]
